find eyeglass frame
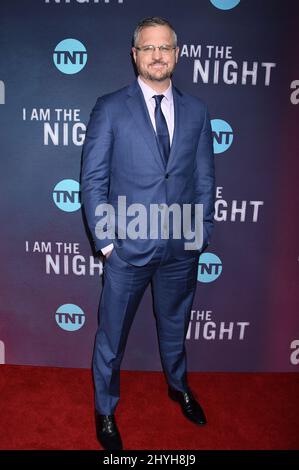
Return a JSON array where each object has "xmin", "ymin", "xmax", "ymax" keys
[{"xmin": 134, "ymin": 44, "xmax": 177, "ymax": 54}]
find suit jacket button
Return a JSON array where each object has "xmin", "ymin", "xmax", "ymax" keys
[{"xmin": 165, "ymin": 173, "xmax": 169, "ymax": 179}]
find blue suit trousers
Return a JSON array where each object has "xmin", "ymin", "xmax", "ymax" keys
[{"xmin": 93, "ymin": 243, "xmax": 200, "ymax": 415}]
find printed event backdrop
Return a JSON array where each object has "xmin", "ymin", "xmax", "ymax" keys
[{"xmin": 0, "ymin": 0, "xmax": 298, "ymax": 371}]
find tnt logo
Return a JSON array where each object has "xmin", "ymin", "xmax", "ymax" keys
[
  {"xmin": 211, "ymin": 119, "xmax": 233, "ymax": 154},
  {"xmin": 198, "ymin": 253, "xmax": 222, "ymax": 283},
  {"xmin": 55, "ymin": 304, "xmax": 85, "ymax": 331},
  {"xmin": 53, "ymin": 179, "xmax": 81, "ymax": 212},
  {"xmin": 210, "ymin": 0, "xmax": 240, "ymax": 10},
  {"xmin": 53, "ymin": 39, "xmax": 87, "ymax": 74},
  {"xmin": 0, "ymin": 80, "xmax": 5, "ymax": 104}
]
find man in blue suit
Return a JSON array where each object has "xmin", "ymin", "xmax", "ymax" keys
[{"xmin": 81, "ymin": 17, "xmax": 215, "ymax": 450}]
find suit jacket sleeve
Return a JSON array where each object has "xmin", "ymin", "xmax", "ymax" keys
[
  {"xmin": 81, "ymin": 97, "xmax": 115, "ymax": 253},
  {"xmin": 194, "ymin": 104, "xmax": 215, "ymax": 252}
]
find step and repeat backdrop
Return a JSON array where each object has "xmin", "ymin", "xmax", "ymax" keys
[{"xmin": 0, "ymin": 0, "xmax": 298, "ymax": 371}]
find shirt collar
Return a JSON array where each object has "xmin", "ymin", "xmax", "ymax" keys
[{"xmin": 137, "ymin": 76, "xmax": 173, "ymax": 103}]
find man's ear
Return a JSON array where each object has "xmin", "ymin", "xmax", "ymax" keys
[{"xmin": 132, "ymin": 47, "xmax": 137, "ymax": 63}]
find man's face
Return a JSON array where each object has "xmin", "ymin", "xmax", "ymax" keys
[{"xmin": 132, "ymin": 25, "xmax": 179, "ymax": 83}]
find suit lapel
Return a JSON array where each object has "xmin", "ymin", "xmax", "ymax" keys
[
  {"xmin": 125, "ymin": 80, "xmax": 185, "ymax": 171},
  {"xmin": 166, "ymin": 85, "xmax": 184, "ymax": 171},
  {"xmin": 126, "ymin": 81, "xmax": 165, "ymax": 171}
]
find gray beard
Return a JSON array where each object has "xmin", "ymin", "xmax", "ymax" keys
[
  {"xmin": 145, "ymin": 71, "xmax": 172, "ymax": 82},
  {"xmin": 139, "ymin": 66, "xmax": 173, "ymax": 83}
]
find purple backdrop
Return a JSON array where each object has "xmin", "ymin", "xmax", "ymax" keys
[{"xmin": 0, "ymin": 0, "xmax": 298, "ymax": 371}]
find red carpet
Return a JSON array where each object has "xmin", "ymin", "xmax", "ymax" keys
[{"xmin": 0, "ymin": 365, "xmax": 298, "ymax": 450}]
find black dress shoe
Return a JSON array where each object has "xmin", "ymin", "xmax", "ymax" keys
[
  {"xmin": 95, "ymin": 412, "xmax": 123, "ymax": 450},
  {"xmin": 168, "ymin": 387, "xmax": 207, "ymax": 426}
]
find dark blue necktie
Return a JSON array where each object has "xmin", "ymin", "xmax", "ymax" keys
[{"xmin": 153, "ymin": 95, "xmax": 170, "ymax": 165}]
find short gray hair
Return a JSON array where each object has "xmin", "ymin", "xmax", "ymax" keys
[{"xmin": 133, "ymin": 17, "xmax": 177, "ymax": 48}]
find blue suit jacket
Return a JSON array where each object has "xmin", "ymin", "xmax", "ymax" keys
[{"xmin": 81, "ymin": 79, "xmax": 215, "ymax": 266}]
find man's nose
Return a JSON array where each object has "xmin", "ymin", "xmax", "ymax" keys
[{"xmin": 152, "ymin": 47, "xmax": 163, "ymax": 60}]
